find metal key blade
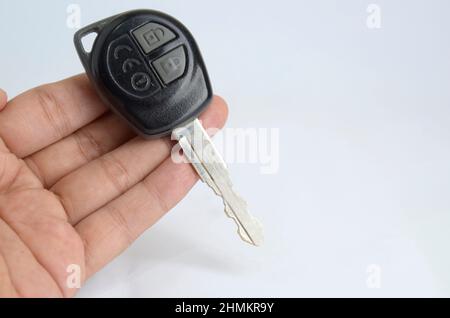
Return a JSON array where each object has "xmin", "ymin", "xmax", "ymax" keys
[
  {"xmin": 173, "ymin": 119, "xmax": 264, "ymax": 246},
  {"xmin": 178, "ymin": 136, "xmax": 255, "ymax": 243}
]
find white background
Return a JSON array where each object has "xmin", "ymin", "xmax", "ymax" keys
[{"xmin": 1, "ymin": 0, "xmax": 450, "ymax": 297}]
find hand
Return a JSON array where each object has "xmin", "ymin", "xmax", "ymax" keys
[{"xmin": 0, "ymin": 75, "xmax": 228, "ymax": 297}]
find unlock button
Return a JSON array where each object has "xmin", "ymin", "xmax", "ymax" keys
[{"xmin": 152, "ymin": 46, "xmax": 187, "ymax": 84}]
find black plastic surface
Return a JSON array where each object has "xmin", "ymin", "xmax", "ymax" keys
[{"xmin": 74, "ymin": 9, "xmax": 213, "ymax": 138}]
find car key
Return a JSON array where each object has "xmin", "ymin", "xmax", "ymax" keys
[{"xmin": 73, "ymin": 9, "xmax": 263, "ymax": 246}]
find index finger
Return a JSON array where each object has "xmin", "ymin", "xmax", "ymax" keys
[{"xmin": 0, "ymin": 75, "xmax": 108, "ymax": 158}]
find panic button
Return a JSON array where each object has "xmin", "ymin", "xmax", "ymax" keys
[
  {"xmin": 133, "ymin": 22, "xmax": 176, "ymax": 54},
  {"xmin": 152, "ymin": 46, "xmax": 187, "ymax": 84}
]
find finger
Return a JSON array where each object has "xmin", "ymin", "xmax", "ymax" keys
[
  {"xmin": 0, "ymin": 74, "xmax": 108, "ymax": 158},
  {"xmin": 25, "ymin": 112, "xmax": 135, "ymax": 188},
  {"xmin": 77, "ymin": 146, "xmax": 200, "ymax": 278},
  {"xmin": 53, "ymin": 96, "xmax": 228, "ymax": 225},
  {"xmin": 0, "ymin": 88, "xmax": 7, "ymax": 111}
]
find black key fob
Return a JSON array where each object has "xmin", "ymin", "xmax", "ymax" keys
[{"xmin": 74, "ymin": 9, "xmax": 213, "ymax": 138}]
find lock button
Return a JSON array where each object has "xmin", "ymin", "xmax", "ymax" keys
[
  {"xmin": 152, "ymin": 46, "xmax": 187, "ymax": 85},
  {"xmin": 132, "ymin": 22, "xmax": 176, "ymax": 54}
]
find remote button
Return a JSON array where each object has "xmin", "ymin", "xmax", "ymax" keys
[
  {"xmin": 107, "ymin": 35, "xmax": 160, "ymax": 97},
  {"xmin": 152, "ymin": 46, "xmax": 187, "ymax": 84},
  {"xmin": 132, "ymin": 22, "xmax": 176, "ymax": 54}
]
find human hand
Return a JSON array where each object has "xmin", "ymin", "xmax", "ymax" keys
[{"xmin": 0, "ymin": 75, "xmax": 228, "ymax": 297}]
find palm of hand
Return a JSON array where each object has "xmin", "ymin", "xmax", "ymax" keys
[
  {"xmin": 0, "ymin": 153, "xmax": 83, "ymax": 297},
  {"xmin": 0, "ymin": 76, "xmax": 227, "ymax": 297}
]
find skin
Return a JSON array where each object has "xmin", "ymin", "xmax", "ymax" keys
[{"xmin": 0, "ymin": 75, "xmax": 228, "ymax": 297}]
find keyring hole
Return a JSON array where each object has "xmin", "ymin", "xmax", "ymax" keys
[{"xmin": 81, "ymin": 32, "xmax": 98, "ymax": 53}]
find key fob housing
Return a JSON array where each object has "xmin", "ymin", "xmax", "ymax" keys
[{"xmin": 74, "ymin": 9, "xmax": 213, "ymax": 138}]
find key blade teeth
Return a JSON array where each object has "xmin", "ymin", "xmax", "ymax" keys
[
  {"xmin": 240, "ymin": 228, "xmax": 264, "ymax": 247},
  {"xmin": 223, "ymin": 191, "xmax": 264, "ymax": 247},
  {"xmin": 225, "ymin": 204, "xmax": 264, "ymax": 247}
]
